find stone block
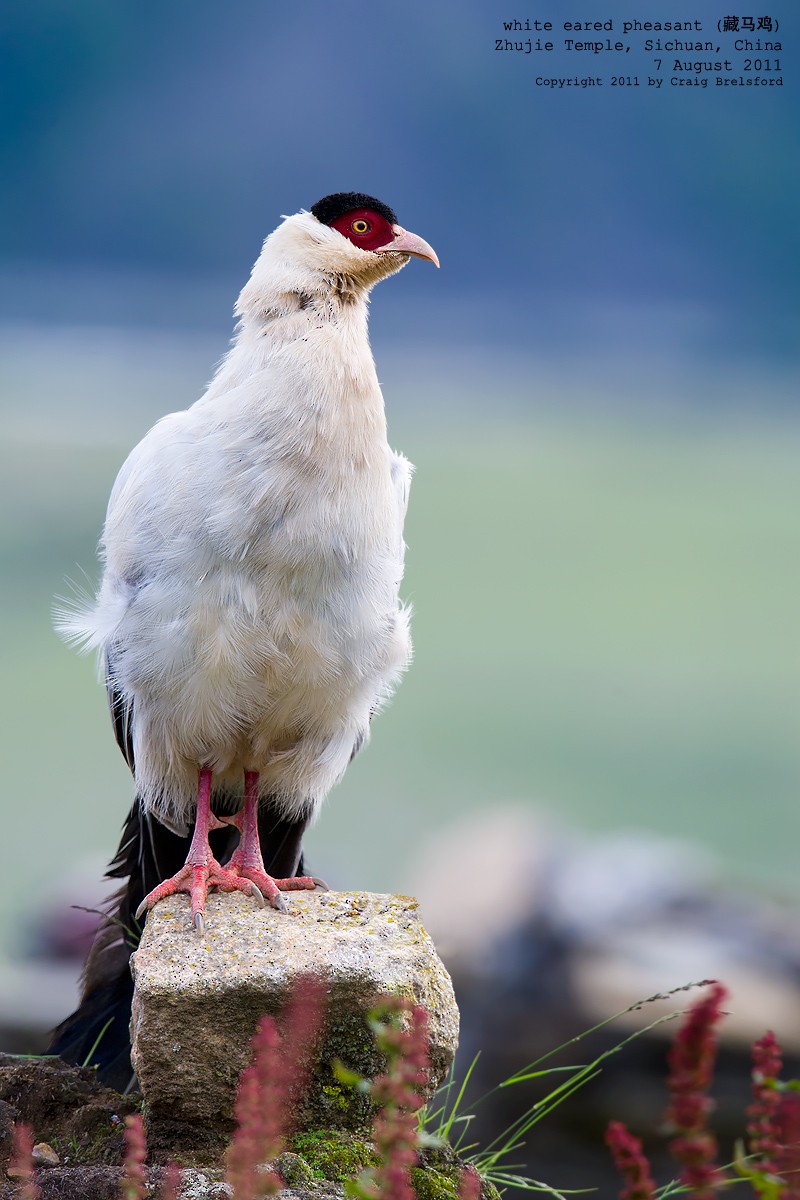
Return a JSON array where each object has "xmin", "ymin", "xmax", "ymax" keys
[{"xmin": 130, "ymin": 890, "xmax": 459, "ymax": 1137}]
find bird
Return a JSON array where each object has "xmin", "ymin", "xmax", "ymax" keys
[{"xmin": 49, "ymin": 192, "xmax": 438, "ymax": 1087}]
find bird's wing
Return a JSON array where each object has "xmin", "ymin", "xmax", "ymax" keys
[{"xmin": 101, "ymin": 388, "xmax": 285, "ymax": 579}]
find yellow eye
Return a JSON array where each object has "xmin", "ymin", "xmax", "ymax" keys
[{"xmin": 352, "ymin": 219, "xmax": 370, "ymax": 234}]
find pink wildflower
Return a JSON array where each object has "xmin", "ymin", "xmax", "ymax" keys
[
  {"xmin": 120, "ymin": 1113, "xmax": 148, "ymax": 1200},
  {"xmin": 457, "ymin": 1164, "xmax": 482, "ymax": 1200},
  {"xmin": 368, "ymin": 1002, "xmax": 431, "ymax": 1200},
  {"xmin": 226, "ymin": 1015, "xmax": 285, "ymax": 1200},
  {"xmin": 278, "ymin": 972, "xmax": 327, "ymax": 1120},
  {"xmin": 8, "ymin": 1123, "xmax": 40, "ymax": 1200},
  {"xmin": 605, "ymin": 1120, "xmax": 656, "ymax": 1200},
  {"xmin": 225, "ymin": 974, "xmax": 326, "ymax": 1199},
  {"xmin": 775, "ymin": 1093, "xmax": 800, "ymax": 1198},
  {"xmin": 159, "ymin": 1162, "xmax": 182, "ymax": 1200},
  {"xmin": 747, "ymin": 1030, "xmax": 783, "ymax": 1175},
  {"xmin": 664, "ymin": 981, "xmax": 728, "ymax": 1198}
]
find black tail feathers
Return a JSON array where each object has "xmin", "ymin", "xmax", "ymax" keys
[
  {"xmin": 48, "ymin": 800, "xmax": 193, "ymax": 1090},
  {"xmin": 48, "ymin": 795, "xmax": 310, "ymax": 1090},
  {"xmin": 47, "ymin": 946, "xmax": 138, "ymax": 1093}
]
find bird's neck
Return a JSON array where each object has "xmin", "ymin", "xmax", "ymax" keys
[
  {"xmin": 234, "ymin": 271, "xmax": 374, "ymax": 357},
  {"xmin": 203, "ymin": 276, "xmax": 388, "ymax": 449}
]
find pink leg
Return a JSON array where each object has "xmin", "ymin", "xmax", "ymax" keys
[
  {"xmin": 225, "ymin": 771, "xmax": 317, "ymax": 912},
  {"xmin": 135, "ymin": 767, "xmax": 265, "ymax": 934}
]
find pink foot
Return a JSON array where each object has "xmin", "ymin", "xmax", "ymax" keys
[
  {"xmin": 135, "ymin": 858, "xmax": 264, "ymax": 933},
  {"xmin": 223, "ymin": 772, "xmax": 320, "ymax": 912},
  {"xmin": 231, "ymin": 862, "xmax": 318, "ymax": 912},
  {"xmin": 134, "ymin": 766, "xmax": 265, "ymax": 934}
]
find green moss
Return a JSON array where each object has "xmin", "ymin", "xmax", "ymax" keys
[
  {"xmin": 411, "ymin": 1165, "xmax": 461, "ymax": 1200},
  {"xmin": 285, "ymin": 1132, "xmax": 493, "ymax": 1200},
  {"xmin": 413, "ymin": 1153, "xmax": 499, "ymax": 1200},
  {"xmin": 275, "ymin": 1151, "xmax": 316, "ymax": 1187},
  {"xmin": 321, "ymin": 1083, "xmax": 351, "ymax": 1112},
  {"xmin": 289, "ymin": 1129, "xmax": 379, "ymax": 1182}
]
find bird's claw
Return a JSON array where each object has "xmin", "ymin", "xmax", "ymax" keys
[
  {"xmin": 312, "ymin": 876, "xmax": 330, "ymax": 891},
  {"xmin": 134, "ymin": 857, "xmax": 266, "ymax": 930},
  {"xmin": 271, "ymin": 891, "xmax": 289, "ymax": 914}
]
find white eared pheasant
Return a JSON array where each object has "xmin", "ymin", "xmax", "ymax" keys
[{"xmin": 50, "ymin": 193, "xmax": 438, "ymax": 1086}]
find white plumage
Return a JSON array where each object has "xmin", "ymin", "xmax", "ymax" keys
[
  {"xmin": 44, "ymin": 194, "xmax": 438, "ymax": 1089},
  {"xmin": 60, "ymin": 195, "xmax": 438, "ymax": 923}
]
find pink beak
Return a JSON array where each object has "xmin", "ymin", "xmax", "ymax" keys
[{"xmin": 376, "ymin": 224, "xmax": 440, "ymax": 268}]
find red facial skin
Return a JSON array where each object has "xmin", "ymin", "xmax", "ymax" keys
[{"xmin": 329, "ymin": 208, "xmax": 396, "ymax": 253}]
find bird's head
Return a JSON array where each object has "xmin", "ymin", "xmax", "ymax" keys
[
  {"xmin": 237, "ymin": 193, "xmax": 438, "ymax": 322},
  {"xmin": 308, "ymin": 192, "xmax": 439, "ymax": 273}
]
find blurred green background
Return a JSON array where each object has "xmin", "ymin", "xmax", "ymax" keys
[{"xmin": 1, "ymin": 0, "xmax": 798, "ymax": 958}]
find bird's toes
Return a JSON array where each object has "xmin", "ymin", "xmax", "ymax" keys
[{"xmin": 247, "ymin": 881, "xmax": 266, "ymax": 908}]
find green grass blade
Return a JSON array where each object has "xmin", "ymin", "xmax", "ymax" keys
[
  {"xmin": 499, "ymin": 982, "xmax": 712, "ymax": 1082},
  {"xmin": 81, "ymin": 1017, "xmax": 114, "ymax": 1070}
]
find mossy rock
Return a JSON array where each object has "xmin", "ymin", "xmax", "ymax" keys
[
  {"xmin": 419, "ymin": 1146, "xmax": 502, "ymax": 1200},
  {"xmin": 284, "ymin": 1130, "xmax": 498, "ymax": 1200},
  {"xmin": 289, "ymin": 1129, "xmax": 379, "ymax": 1181},
  {"xmin": 131, "ymin": 891, "xmax": 459, "ymax": 1136},
  {"xmin": 412, "ymin": 1165, "xmax": 461, "ymax": 1200}
]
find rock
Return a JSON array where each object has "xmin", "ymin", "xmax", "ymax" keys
[
  {"xmin": 32, "ymin": 1141, "xmax": 60, "ymax": 1167},
  {"xmin": 275, "ymin": 1151, "xmax": 317, "ymax": 1187},
  {"xmin": 170, "ymin": 1169, "xmax": 233, "ymax": 1199},
  {"xmin": 286, "ymin": 1130, "xmax": 378, "ymax": 1182},
  {"xmin": 130, "ymin": 890, "xmax": 458, "ymax": 1140}
]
